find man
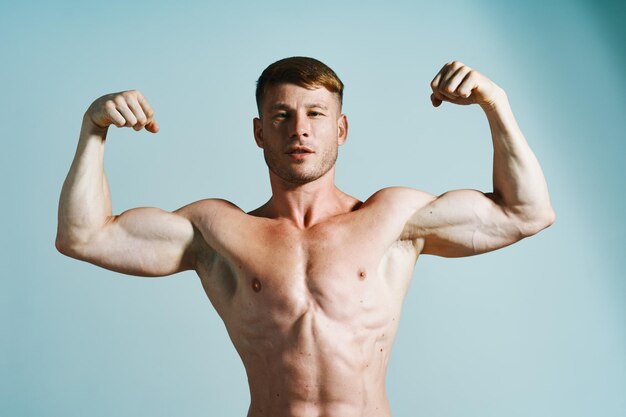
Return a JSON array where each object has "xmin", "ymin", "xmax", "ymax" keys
[{"xmin": 56, "ymin": 56, "xmax": 554, "ymax": 417}]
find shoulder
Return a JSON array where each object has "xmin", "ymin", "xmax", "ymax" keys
[
  {"xmin": 171, "ymin": 199, "xmax": 262, "ymax": 257},
  {"xmin": 363, "ymin": 186, "xmax": 436, "ymax": 212},
  {"xmin": 176, "ymin": 198, "xmax": 245, "ymax": 215},
  {"xmin": 173, "ymin": 198, "xmax": 247, "ymax": 228},
  {"xmin": 355, "ymin": 187, "xmax": 437, "ymax": 245}
]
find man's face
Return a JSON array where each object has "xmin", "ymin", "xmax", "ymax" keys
[{"xmin": 253, "ymin": 83, "xmax": 348, "ymax": 185}]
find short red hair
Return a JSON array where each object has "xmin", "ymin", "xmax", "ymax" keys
[{"xmin": 255, "ymin": 56, "xmax": 344, "ymax": 115}]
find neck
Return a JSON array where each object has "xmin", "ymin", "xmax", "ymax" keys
[{"xmin": 261, "ymin": 167, "xmax": 356, "ymax": 228}]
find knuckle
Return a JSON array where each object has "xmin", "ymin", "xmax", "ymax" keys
[
  {"xmin": 113, "ymin": 95, "xmax": 126, "ymax": 105},
  {"xmin": 121, "ymin": 90, "xmax": 136, "ymax": 100}
]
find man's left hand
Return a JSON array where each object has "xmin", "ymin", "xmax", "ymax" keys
[{"xmin": 430, "ymin": 61, "xmax": 504, "ymax": 110}]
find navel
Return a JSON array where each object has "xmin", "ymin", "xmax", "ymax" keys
[{"xmin": 252, "ymin": 278, "xmax": 262, "ymax": 292}]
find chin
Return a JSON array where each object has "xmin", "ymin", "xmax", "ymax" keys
[
  {"xmin": 276, "ymin": 170, "xmax": 323, "ymax": 185},
  {"xmin": 264, "ymin": 149, "xmax": 338, "ymax": 186},
  {"xmin": 267, "ymin": 164, "xmax": 333, "ymax": 185}
]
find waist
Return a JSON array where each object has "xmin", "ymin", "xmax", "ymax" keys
[{"xmin": 246, "ymin": 397, "xmax": 392, "ymax": 417}]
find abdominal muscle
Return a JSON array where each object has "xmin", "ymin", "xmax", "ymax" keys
[
  {"xmin": 214, "ymin": 256, "xmax": 410, "ymax": 416},
  {"xmin": 238, "ymin": 298, "xmax": 396, "ymax": 417}
]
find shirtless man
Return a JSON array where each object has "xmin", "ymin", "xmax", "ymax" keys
[{"xmin": 55, "ymin": 57, "xmax": 554, "ymax": 417}]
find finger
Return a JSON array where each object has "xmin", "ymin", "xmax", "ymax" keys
[
  {"xmin": 457, "ymin": 71, "xmax": 479, "ymax": 98},
  {"xmin": 114, "ymin": 96, "xmax": 138, "ymax": 127},
  {"xmin": 136, "ymin": 92, "xmax": 158, "ymax": 133},
  {"xmin": 126, "ymin": 97, "xmax": 148, "ymax": 131},
  {"xmin": 136, "ymin": 92, "xmax": 155, "ymax": 122},
  {"xmin": 104, "ymin": 100, "xmax": 126, "ymax": 127},
  {"xmin": 439, "ymin": 61, "xmax": 463, "ymax": 85},
  {"xmin": 430, "ymin": 60, "xmax": 454, "ymax": 88},
  {"xmin": 434, "ymin": 86, "xmax": 458, "ymax": 102},
  {"xmin": 431, "ymin": 90, "xmax": 449, "ymax": 105},
  {"xmin": 145, "ymin": 119, "xmax": 159, "ymax": 133},
  {"xmin": 430, "ymin": 61, "xmax": 462, "ymax": 101},
  {"xmin": 442, "ymin": 65, "xmax": 472, "ymax": 97},
  {"xmin": 430, "ymin": 93, "xmax": 442, "ymax": 107},
  {"xmin": 430, "ymin": 71, "xmax": 443, "ymax": 90},
  {"xmin": 430, "ymin": 62, "xmax": 453, "ymax": 90}
]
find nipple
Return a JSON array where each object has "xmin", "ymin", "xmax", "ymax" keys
[
  {"xmin": 252, "ymin": 278, "xmax": 262, "ymax": 292},
  {"xmin": 358, "ymin": 270, "xmax": 366, "ymax": 281}
]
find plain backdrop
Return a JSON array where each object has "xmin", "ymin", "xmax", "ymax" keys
[{"xmin": 1, "ymin": 1, "xmax": 625, "ymax": 416}]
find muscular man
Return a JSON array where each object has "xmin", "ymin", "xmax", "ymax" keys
[{"xmin": 56, "ymin": 57, "xmax": 554, "ymax": 417}]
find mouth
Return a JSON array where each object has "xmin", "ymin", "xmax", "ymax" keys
[
  {"xmin": 286, "ymin": 146, "xmax": 314, "ymax": 155},
  {"xmin": 286, "ymin": 147, "xmax": 314, "ymax": 161}
]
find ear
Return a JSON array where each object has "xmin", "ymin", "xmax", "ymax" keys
[
  {"xmin": 337, "ymin": 114, "xmax": 348, "ymax": 146},
  {"xmin": 253, "ymin": 117, "xmax": 264, "ymax": 148}
]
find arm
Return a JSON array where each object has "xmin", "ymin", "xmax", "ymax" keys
[
  {"xmin": 405, "ymin": 61, "xmax": 555, "ymax": 257},
  {"xmin": 55, "ymin": 90, "xmax": 204, "ymax": 276}
]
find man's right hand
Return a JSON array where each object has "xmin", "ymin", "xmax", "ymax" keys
[{"xmin": 86, "ymin": 90, "xmax": 159, "ymax": 133}]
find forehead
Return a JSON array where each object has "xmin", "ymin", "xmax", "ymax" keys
[{"xmin": 262, "ymin": 83, "xmax": 340, "ymax": 110}]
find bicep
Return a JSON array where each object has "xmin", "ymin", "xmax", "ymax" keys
[
  {"xmin": 75, "ymin": 205, "xmax": 203, "ymax": 277},
  {"xmin": 408, "ymin": 189, "xmax": 524, "ymax": 257}
]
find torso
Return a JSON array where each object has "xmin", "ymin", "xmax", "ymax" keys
[{"xmin": 191, "ymin": 189, "xmax": 424, "ymax": 417}]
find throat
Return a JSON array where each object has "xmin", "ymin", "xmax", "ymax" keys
[{"xmin": 268, "ymin": 191, "xmax": 359, "ymax": 229}]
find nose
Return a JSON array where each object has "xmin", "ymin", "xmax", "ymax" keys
[{"xmin": 289, "ymin": 111, "xmax": 310, "ymax": 139}]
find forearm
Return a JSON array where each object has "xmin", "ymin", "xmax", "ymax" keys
[
  {"xmin": 482, "ymin": 91, "xmax": 554, "ymax": 228},
  {"xmin": 56, "ymin": 114, "xmax": 113, "ymax": 249}
]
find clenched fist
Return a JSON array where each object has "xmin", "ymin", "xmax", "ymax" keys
[
  {"xmin": 86, "ymin": 90, "xmax": 159, "ymax": 133},
  {"xmin": 430, "ymin": 61, "xmax": 505, "ymax": 109}
]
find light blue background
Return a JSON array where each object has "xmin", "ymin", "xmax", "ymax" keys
[{"xmin": 2, "ymin": 1, "xmax": 624, "ymax": 416}]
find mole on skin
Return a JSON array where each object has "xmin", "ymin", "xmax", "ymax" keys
[
  {"xmin": 358, "ymin": 270, "xmax": 366, "ymax": 280},
  {"xmin": 252, "ymin": 278, "xmax": 262, "ymax": 292}
]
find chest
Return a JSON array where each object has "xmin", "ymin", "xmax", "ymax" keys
[{"xmin": 199, "ymin": 221, "xmax": 417, "ymax": 328}]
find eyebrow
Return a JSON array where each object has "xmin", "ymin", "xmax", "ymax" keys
[{"xmin": 270, "ymin": 102, "xmax": 329, "ymax": 111}]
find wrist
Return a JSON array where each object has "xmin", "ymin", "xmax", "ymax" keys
[
  {"xmin": 480, "ymin": 87, "xmax": 508, "ymax": 113},
  {"xmin": 81, "ymin": 113, "xmax": 109, "ymax": 137}
]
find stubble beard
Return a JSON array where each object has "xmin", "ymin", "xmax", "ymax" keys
[{"xmin": 264, "ymin": 146, "xmax": 338, "ymax": 185}]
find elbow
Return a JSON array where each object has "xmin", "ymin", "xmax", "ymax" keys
[
  {"xmin": 55, "ymin": 235, "xmax": 76, "ymax": 257},
  {"xmin": 518, "ymin": 206, "xmax": 556, "ymax": 237},
  {"xmin": 544, "ymin": 206, "xmax": 556, "ymax": 228},
  {"xmin": 55, "ymin": 232, "xmax": 88, "ymax": 259},
  {"xmin": 55, "ymin": 218, "xmax": 108, "ymax": 258}
]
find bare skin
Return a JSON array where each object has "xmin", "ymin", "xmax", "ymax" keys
[{"xmin": 56, "ymin": 61, "xmax": 555, "ymax": 417}]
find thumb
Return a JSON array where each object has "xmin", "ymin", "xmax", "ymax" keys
[
  {"xmin": 430, "ymin": 93, "xmax": 442, "ymax": 108},
  {"xmin": 145, "ymin": 119, "xmax": 159, "ymax": 133}
]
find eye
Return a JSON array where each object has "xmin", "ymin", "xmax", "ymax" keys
[
  {"xmin": 274, "ymin": 112, "xmax": 288, "ymax": 120},
  {"xmin": 308, "ymin": 111, "xmax": 324, "ymax": 117}
]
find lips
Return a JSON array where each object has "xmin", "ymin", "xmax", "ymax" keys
[{"xmin": 286, "ymin": 146, "xmax": 314, "ymax": 154}]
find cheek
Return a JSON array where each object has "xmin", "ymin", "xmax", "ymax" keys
[
  {"xmin": 315, "ymin": 121, "xmax": 337, "ymax": 136},
  {"xmin": 261, "ymin": 125, "xmax": 281, "ymax": 143}
]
